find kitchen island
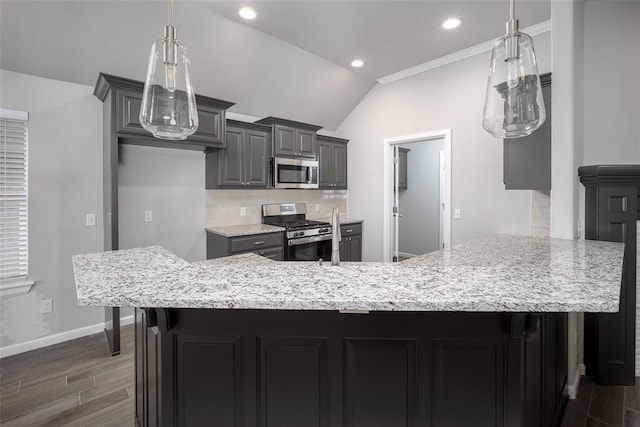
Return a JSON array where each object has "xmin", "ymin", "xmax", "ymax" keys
[{"xmin": 73, "ymin": 235, "xmax": 624, "ymax": 427}]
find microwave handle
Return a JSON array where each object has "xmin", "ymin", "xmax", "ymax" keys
[{"xmin": 307, "ymin": 166, "xmax": 312, "ymax": 184}]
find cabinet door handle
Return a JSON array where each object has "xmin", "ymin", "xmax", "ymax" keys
[
  {"xmin": 254, "ymin": 241, "xmax": 265, "ymax": 246},
  {"xmin": 346, "ymin": 229, "xmax": 353, "ymax": 233}
]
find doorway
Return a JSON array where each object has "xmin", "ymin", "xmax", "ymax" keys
[{"xmin": 382, "ymin": 130, "xmax": 452, "ymax": 262}]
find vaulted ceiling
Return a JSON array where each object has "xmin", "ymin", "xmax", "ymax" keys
[{"xmin": 0, "ymin": 1, "xmax": 550, "ymax": 130}]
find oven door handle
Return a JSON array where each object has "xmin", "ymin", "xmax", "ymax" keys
[{"xmin": 288, "ymin": 234, "xmax": 332, "ymax": 246}]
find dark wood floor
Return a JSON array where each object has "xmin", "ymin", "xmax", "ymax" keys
[
  {"xmin": 561, "ymin": 375, "xmax": 640, "ymax": 427},
  {"xmin": 0, "ymin": 325, "xmax": 135, "ymax": 426},
  {"xmin": 0, "ymin": 325, "xmax": 637, "ymax": 427}
]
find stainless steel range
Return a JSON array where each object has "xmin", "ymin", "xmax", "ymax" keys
[{"xmin": 262, "ymin": 203, "xmax": 332, "ymax": 261}]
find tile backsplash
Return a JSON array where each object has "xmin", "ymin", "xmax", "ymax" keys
[
  {"xmin": 206, "ymin": 189, "xmax": 348, "ymax": 227},
  {"xmin": 531, "ymin": 190, "xmax": 551, "ymax": 237}
]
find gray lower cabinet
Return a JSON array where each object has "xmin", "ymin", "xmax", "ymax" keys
[
  {"xmin": 317, "ymin": 135, "xmax": 348, "ymax": 189},
  {"xmin": 503, "ymin": 73, "xmax": 551, "ymax": 190},
  {"xmin": 207, "ymin": 231, "xmax": 284, "ymax": 260},
  {"xmin": 398, "ymin": 147, "xmax": 409, "ymax": 190},
  {"xmin": 255, "ymin": 117, "xmax": 322, "ymax": 159},
  {"xmin": 339, "ymin": 223, "xmax": 362, "ymax": 262},
  {"xmin": 205, "ymin": 120, "xmax": 271, "ymax": 189}
]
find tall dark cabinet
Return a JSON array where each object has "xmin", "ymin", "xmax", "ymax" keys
[
  {"xmin": 94, "ymin": 73, "xmax": 234, "ymax": 355},
  {"xmin": 579, "ymin": 165, "xmax": 640, "ymax": 385}
]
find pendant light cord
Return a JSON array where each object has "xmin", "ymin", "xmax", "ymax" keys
[
  {"xmin": 168, "ymin": 0, "xmax": 173, "ymax": 27},
  {"xmin": 509, "ymin": 0, "xmax": 515, "ymax": 21}
]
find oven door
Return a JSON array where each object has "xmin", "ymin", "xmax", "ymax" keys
[
  {"xmin": 286, "ymin": 235, "xmax": 332, "ymax": 261},
  {"xmin": 274, "ymin": 158, "xmax": 319, "ymax": 189}
]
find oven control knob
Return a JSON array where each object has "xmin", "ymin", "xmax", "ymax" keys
[{"xmin": 320, "ymin": 228, "xmax": 329, "ymax": 233}]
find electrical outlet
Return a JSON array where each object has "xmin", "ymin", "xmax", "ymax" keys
[
  {"xmin": 41, "ymin": 299, "xmax": 53, "ymax": 314},
  {"xmin": 144, "ymin": 210, "xmax": 153, "ymax": 222},
  {"xmin": 240, "ymin": 207, "xmax": 246, "ymax": 217},
  {"xmin": 315, "ymin": 204, "xmax": 320, "ymax": 212},
  {"xmin": 454, "ymin": 208, "xmax": 461, "ymax": 219},
  {"xmin": 86, "ymin": 213, "xmax": 96, "ymax": 227}
]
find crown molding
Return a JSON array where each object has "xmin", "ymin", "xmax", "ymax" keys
[{"xmin": 377, "ymin": 19, "xmax": 552, "ymax": 85}]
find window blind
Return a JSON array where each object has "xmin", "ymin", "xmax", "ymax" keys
[{"xmin": 0, "ymin": 113, "xmax": 28, "ymax": 281}]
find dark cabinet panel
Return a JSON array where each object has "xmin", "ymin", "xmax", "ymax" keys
[
  {"xmin": 259, "ymin": 337, "xmax": 329, "ymax": 427},
  {"xmin": 95, "ymin": 74, "xmax": 234, "ymax": 150},
  {"xmin": 207, "ymin": 231, "xmax": 284, "ymax": 260},
  {"xmin": 579, "ymin": 165, "xmax": 640, "ymax": 385},
  {"xmin": 274, "ymin": 125, "xmax": 297, "ymax": 156},
  {"xmin": 432, "ymin": 340, "xmax": 505, "ymax": 426},
  {"xmin": 206, "ymin": 120, "xmax": 271, "ymax": 189},
  {"xmin": 176, "ymin": 336, "xmax": 244, "ymax": 426},
  {"xmin": 339, "ymin": 223, "xmax": 362, "ymax": 262},
  {"xmin": 344, "ymin": 339, "xmax": 416, "ymax": 427},
  {"xmin": 135, "ymin": 309, "xmax": 567, "ymax": 427},
  {"xmin": 298, "ymin": 129, "xmax": 316, "ymax": 158},
  {"xmin": 503, "ymin": 73, "xmax": 552, "ymax": 190},
  {"xmin": 255, "ymin": 117, "xmax": 322, "ymax": 159},
  {"xmin": 317, "ymin": 135, "xmax": 348, "ymax": 189},
  {"xmin": 398, "ymin": 148, "xmax": 409, "ymax": 190}
]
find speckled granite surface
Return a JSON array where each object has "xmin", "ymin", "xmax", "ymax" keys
[
  {"xmin": 73, "ymin": 235, "xmax": 624, "ymax": 313},
  {"xmin": 205, "ymin": 224, "xmax": 285, "ymax": 237}
]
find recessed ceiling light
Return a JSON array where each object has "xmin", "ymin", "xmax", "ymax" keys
[
  {"xmin": 238, "ymin": 7, "xmax": 257, "ymax": 20},
  {"xmin": 351, "ymin": 59, "xmax": 364, "ymax": 68},
  {"xmin": 442, "ymin": 18, "xmax": 462, "ymax": 30}
]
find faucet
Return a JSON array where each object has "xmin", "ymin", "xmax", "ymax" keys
[{"xmin": 331, "ymin": 207, "xmax": 341, "ymax": 266}]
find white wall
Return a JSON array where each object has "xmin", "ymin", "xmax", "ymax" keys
[
  {"xmin": 398, "ymin": 139, "xmax": 444, "ymax": 256},
  {"xmin": 583, "ymin": 2, "xmax": 640, "ymax": 166},
  {"xmin": 337, "ymin": 32, "xmax": 551, "ymax": 261},
  {"xmin": 0, "ymin": 70, "xmax": 104, "ymax": 347},
  {"xmin": 118, "ymin": 145, "xmax": 206, "ymax": 263}
]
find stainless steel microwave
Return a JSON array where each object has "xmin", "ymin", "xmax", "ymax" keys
[{"xmin": 273, "ymin": 157, "xmax": 319, "ymax": 189}]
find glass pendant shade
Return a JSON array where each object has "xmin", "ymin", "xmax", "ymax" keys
[
  {"xmin": 140, "ymin": 31, "xmax": 198, "ymax": 140},
  {"xmin": 482, "ymin": 31, "xmax": 546, "ymax": 139}
]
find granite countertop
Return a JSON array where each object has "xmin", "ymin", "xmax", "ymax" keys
[
  {"xmin": 205, "ymin": 224, "xmax": 285, "ymax": 237},
  {"xmin": 72, "ymin": 235, "xmax": 624, "ymax": 313}
]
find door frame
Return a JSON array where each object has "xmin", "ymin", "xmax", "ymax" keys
[{"xmin": 382, "ymin": 129, "xmax": 452, "ymax": 262}]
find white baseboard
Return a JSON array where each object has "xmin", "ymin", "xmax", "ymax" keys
[
  {"xmin": 0, "ymin": 315, "xmax": 134, "ymax": 359},
  {"xmin": 579, "ymin": 363, "xmax": 586, "ymax": 376},
  {"xmin": 398, "ymin": 251, "xmax": 418, "ymax": 259},
  {"xmin": 567, "ymin": 364, "xmax": 583, "ymax": 399}
]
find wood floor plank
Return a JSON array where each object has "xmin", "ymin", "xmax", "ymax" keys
[
  {"xmin": 0, "ymin": 325, "xmax": 135, "ymax": 426},
  {"xmin": 625, "ymin": 409, "xmax": 640, "ymax": 427},
  {"xmin": 37, "ymin": 387, "xmax": 130, "ymax": 426},
  {"xmin": 589, "ymin": 384, "xmax": 624, "ymax": 427},
  {"xmin": 0, "ymin": 395, "xmax": 79, "ymax": 427},
  {"xmin": 62, "ymin": 396, "xmax": 135, "ymax": 427},
  {"xmin": 585, "ymin": 416, "xmax": 615, "ymax": 427},
  {"xmin": 626, "ymin": 379, "xmax": 640, "ymax": 413},
  {"xmin": 0, "ymin": 380, "xmax": 20, "ymax": 397}
]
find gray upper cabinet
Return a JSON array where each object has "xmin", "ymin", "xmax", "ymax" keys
[
  {"xmin": 255, "ymin": 117, "xmax": 322, "ymax": 159},
  {"xmin": 95, "ymin": 73, "xmax": 234, "ymax": 150},
  {"xmin": 317, "ymin": 135, "xmax": 348, "ymax": 189},
  {"xmin": 206, "ymin": 120, "xmax": 271, "ymax": 189},
  {"xmin": 503, "ymin": 73, "xmax": 552, "ymax": 190},
  {"xmin": 398, "ymin": 148, "xmax": 409, "ymax": 190}
]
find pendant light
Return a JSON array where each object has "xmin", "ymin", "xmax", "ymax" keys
[
  {"xmin": 482, "ymin": 0, "xmax": 545, "ymax": 139},
  {"xmin": 140, "ymin": 0, "xmax": 198, "ymax": 140}
]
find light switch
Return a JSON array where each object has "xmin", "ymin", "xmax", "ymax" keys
[
  {"xmin": 86, "ymin": 213, "xmax": 96, "ymax": 227},
  {"xmin": 454, "ymin": 209, "xmax": 461, "ymax": 219},
  {"xmin": 240, "ymin": 207, "xmax": 246, "ymax": 217},
  {"xmin": 145, "ymin": 211, "xmax": 153, "ymax": 222}
]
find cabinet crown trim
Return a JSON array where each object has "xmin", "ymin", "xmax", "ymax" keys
[
  {"xmin": 317, "ymin": 134, "xmax": 349, "ymax": 144},
  {"xmin": 578, "ymin": 165, "xmax": 640, "ymax": 185},
  {"xmin": 255, "ymin": 116, "xmax": 323, "ymax": 132},
  {"xmin": 93, "ymin": 72, "xmax": 235, "ymax": 109},
  {"xmin": 227, "ymin": 119, "xmax": 273, "ymax": 132}
]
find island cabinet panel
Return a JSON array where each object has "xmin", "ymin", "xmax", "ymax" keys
[
  {"xmin": 135, "ymin": 309, "xmax": 567, "ymax": 427},
  {"xmin": 579, "ymin": 165, "xmax": 640, "ymax": 385},
  {"xmin": 431, "ymin": 340, "xmax": 505, "ymax": 426},
  {"xmin": 343, "ymin": 339, "xmax": 416, "ymax": 427},
  {"xmin": 260, "ymin": 337, "xmax": 329, "ymax": 427},
  {"xmin": 176, "ymin": 336, "xmax": 243, "ymax": 426}
]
